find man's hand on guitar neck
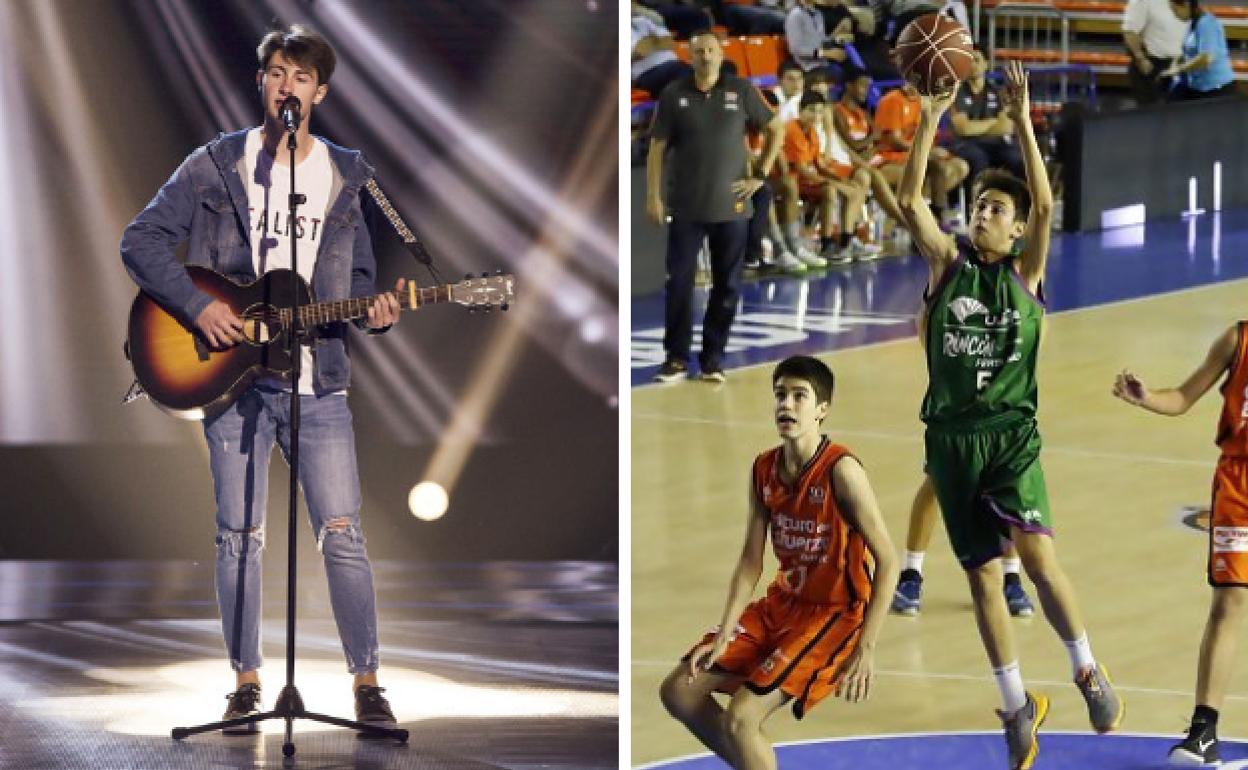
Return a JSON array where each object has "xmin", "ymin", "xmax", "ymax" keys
[
  {"xmin": 366, "ymin": 278, "xmax": 405, "ymax": 331},
  {"xmin": 196, "ymin": 300, "xmax": 245, "ymax": 349}
]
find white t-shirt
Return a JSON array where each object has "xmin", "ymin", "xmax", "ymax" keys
[
  {"xmin": 243, "ymin": 128, "xmax": 338, "ymax": 395},
  {"xmin": 772, "ymin": 86, "xmax": 802, "ymax": 122},
  {"xmin": 1122, "ymin": 0, "xmax": 1186, "ymax": 59},
  {"xmin": 631, "ymin": 16, "xmax": 678, "ymax": 80}
]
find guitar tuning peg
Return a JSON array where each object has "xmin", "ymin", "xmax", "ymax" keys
[
  {"xmin": 501, "ymin": 303, "xmax": 509, "ymax": 312},
  {"xmin": 464, "ymin": 273, "xmax": 471, "ymax": 280},
  {"xmin": 480, "ymin": 271, "xmax": 488, "ymax": 278},
  {"xmin": 495, "ymin": 269, "xmax": 502, "ymax": 276}
]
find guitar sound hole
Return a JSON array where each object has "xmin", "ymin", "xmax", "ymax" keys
[{"xmin": 241, "ymin": 305, "xmax": 281, "ymax": 345}]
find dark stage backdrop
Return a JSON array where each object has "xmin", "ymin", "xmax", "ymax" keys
[{"xmin": 0, "ymin": 0, "xmax": 618, "ymax": 562}]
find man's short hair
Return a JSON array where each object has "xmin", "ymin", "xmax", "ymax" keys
[
  {"xmin": 779, "ymin": 59, "xmax": 804, "ymax": 78},
  {"xmin": 257, "ymin": 25, "xmax": 337, "ymax": 85},
  {"xmin": 772, "ymin": 356, "xmax": 835, "ymax": 406},
  {"xmin": 973, "ymin": 168, "xmax": 1031, "ymax": 223},
  {"xmin": 842, "ymin": 64, "xmax": 871, "ymax": 84},
  {"xmin": 799, "ymin": 89, "xmax": 826, "ymax": 109}
]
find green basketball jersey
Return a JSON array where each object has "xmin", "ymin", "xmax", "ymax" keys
[{"xmin": 921, "ymin": 238, "xmax": 1045, "ymax": 426}]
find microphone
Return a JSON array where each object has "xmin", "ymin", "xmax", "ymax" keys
[{"xmin": 279, "ymin": 95, "xmax": 302, "ymax": 132}]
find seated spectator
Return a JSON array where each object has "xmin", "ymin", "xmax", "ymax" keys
[
  {"xmin": 948, "ymin": 49, "xmax": 1025, "ymax": 182},
  {"xmin": 1163, "ymin": 0, "xmax": 1236, "ymax": 100},
  {"xmin": 722, "ymin": 0, "xmax": 790, "ymax": 36},
  {"xmin": 773, "ymin": 91, "xmax": 879, "ymax": 265},
  {"xmin": 831, "ymin": 67, "xmax": 909, "ymax": 244},
  {"xmin": 773, "ymin": 60, "xmax": 807, "ymax": 121},
  {"xmin": 1122, "ymin": 0, "xmax": 1186, "ymax": 104},
  {"xmin": 785, "ymin": 0, "xmax": 848, "ymax": 81},
  {"xmin": 876, "ymin": 80, "xmax": 969, "ymax": 230},
  {"xmin": 746, "ymin": 90, "xmax": 805, "ymax": 272},
  {"xmin": 868, "ymin": 0, "xmax": 940, "ymax": 44},
  {"xmin": 639, "ymin": 0, "xmax": 714, "ymax": 39},
  {"xmin": 632, "ymin": 4, "xmax": 695, "ymax": 98}
]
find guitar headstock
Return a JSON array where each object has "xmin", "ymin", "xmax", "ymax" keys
[{"xmin": 452, "ymin": 272, "xmax": 515, "ymax": 311}]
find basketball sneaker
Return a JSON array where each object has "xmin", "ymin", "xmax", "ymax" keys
[
  {"xmin": 1075, "ymin": 664, "xmax": 1124, "ymax": 734},
  {"xmin": 221, "ymin": 682, "xmax": 261, "ymax": 734},
  {"xmin": 699, "ymin": 365, "xmax": 726, "ymax": 384},
  {"xmin": 997, "ymin": 691, "xmax": 1048, "ymax": 770},
  {"xmin": 774, "ymin": 249, "xmax": 807, "ymax": 273},
  {"xmin": 1169, "ymin": 716, "xmax": 1219, "ymax": 766},
  {"xmin": 653, "ymin": 359, "xmax": 688, "ymax": 384},
  {"xmin": 794, "ymin": 244, "xmax": 828, "ymax": 269},
  {"xmin": 891, "ymin": 569, "xmax": 923, "ymax": 615},
  {"xmin": 1003, "ymin": 576, "xmax": 1035, "ymax": 617},
  {"xmin": 849, "ymin": 236, "xmax": 883, "ymax": 261}
]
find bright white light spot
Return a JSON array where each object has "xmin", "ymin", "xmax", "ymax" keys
[
  {"xmin": 44, "ymin": 660, "xmax": 615, "ymax": 736},
  {"xmin": 408, "ymin": 481, "xmax": 448, "ymax": 521},
  {"xmin": 580, "ymin": 316, "xmax": 606, "ymax": 344}
]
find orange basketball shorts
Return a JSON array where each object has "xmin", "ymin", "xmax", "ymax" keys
[
  {"xmin": 685, "ymin": 584, "xmax": 864, "ymax": 719},
  {"xmin": 1209, "ymin": 456, "xmax": 1248, "ymax": 587}
]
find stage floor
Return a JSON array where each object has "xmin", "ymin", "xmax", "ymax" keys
[{"xmin": 0, "ymin": 561, "xmax": 617, "ymax": 770}]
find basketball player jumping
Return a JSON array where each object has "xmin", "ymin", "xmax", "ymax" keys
[
  {"xmin": 896, "ymin": 61, "xmax": 1124, "ymax": 770},
  {"xmin": 659, "ymin": 355, "xmax": 899, "ymax": 770},
  {"xmin": 1113, "ymin": 324, "xmax": 1248, "ymax": 766}
]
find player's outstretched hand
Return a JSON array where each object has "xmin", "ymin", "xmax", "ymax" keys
[
  {"xmin": 1001, "ymin": 60, "xmax": 1030, "ymax": 124},
  {"xmin": 687, "ymin": 639, "xmax": 726, "ymax": 682},
  {"xmin": 920, "ymin": 87, "xmax": 957, "ymax": 119},
  {"xmin": 835, "ymin": 645, "xmax": 875, "ymax": 703},
  {"xmin": 1112, "ymin": 369, "xmax": 1148, "ymax": 406}
]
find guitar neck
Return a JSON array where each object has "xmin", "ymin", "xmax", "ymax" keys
[{"xmin": 292, "ymin": 283, "xmax": 450, "ymax": 325}]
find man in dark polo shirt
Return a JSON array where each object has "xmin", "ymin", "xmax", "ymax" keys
[
  {"xmin": 949, "ymin": 49, "xmax": 1025, "ymax": 184},
  {"xmin": 646, "ymin": 30, "xmax": 782, "ymax": 384}
]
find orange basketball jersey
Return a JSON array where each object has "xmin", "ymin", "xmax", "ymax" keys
[
  {"xmin": 835, "ymin": 101, "xmax": 872, "ymax": 144},
  {"xmin": 753, "ymin": 439, "xmax": 874, "ymax": 608},
  {"xmin": 1217, "ymin": 322, "xmax": 1248, "ymax": 458}
]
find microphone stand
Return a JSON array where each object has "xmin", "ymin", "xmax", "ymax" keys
[{"xmin": 173, "ymin": 118, "xmax": 409, "ymax": 755}]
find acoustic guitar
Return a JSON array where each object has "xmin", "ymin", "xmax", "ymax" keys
[{"xmin": 126, "ymin": 265, "xmax": 514, "ymax": 419}]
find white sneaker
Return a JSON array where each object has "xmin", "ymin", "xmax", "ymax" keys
[
  {"xmin": 850, "ymin": 236, "xmax": 883, "ymax": 261},
  {"xmin": 794, "ymin": 245, "xmax": 827, "ymax": 269},
  {"xmin": 822, "ymin": 242, "xmax": 853, "ymax": 266},
  {"xmin": 774, "ymin": 250, "xmax": 807, "ymax": 273}
]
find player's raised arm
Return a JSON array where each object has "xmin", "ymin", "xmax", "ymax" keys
[
  {"xmin": 1114, "ymin": 325, "xmax": 1239, "ymax": 416},
  {"xmin": 1002, "ymin": 61, "xmax": 1053, "ymax": 288},
  {"xmin": 896, "ymin": 90, "xmax": 958, "ymax": 276},
  {"xmin": 830, "ymin": 456, "xmax": 898, "ymax": 703},
  {"xmin": 688, "ymin": 474, "xmax": 770, "ymax": 680}
]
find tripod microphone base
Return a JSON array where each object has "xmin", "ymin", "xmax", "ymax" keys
[{"xmin": 171, "ymin": 683, "xmax": 410, "ymax": 750}]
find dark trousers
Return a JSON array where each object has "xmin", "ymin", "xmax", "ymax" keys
[
  {"xmin": 664, "ymin": 218, "xmax": 748, "ymax": 370},
  {"xmin": 746, "ymin": 184, "xmax": 774, "ymax": 260},
  {"xmin": 1127, "ymin": 53, "xmax": 1174, "ymax": 105},
  {"xmin": 951, "ymin": 137, "xmax": 1025, "ymax": 184}
]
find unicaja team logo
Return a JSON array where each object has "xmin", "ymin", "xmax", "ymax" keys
[{"xmin": 949, "ymin": 296, "xmax": 990, "ymax": 323}]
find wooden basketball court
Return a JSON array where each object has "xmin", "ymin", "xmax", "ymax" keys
[{"xmin": 632, "ymin": 278, "xmax": 1247, "ymax": 765}]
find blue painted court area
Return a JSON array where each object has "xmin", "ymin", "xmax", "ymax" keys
[
  {"xmin": 632, "ymin": 210, "xmax": 1248, "ymax": 385},
  {"xmin": 638, "ymin": 732, "xmax": 1248, "ymax": 770}
]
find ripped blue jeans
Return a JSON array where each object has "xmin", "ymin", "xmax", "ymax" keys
[{"xmin": 203, "ymin": 385, "xmax": 379, "ymax": 674}]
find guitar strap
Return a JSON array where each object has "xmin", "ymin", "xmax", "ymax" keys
[{"xmin": 363, "ymin": 177, "xmax": 439, "ymax": 279}]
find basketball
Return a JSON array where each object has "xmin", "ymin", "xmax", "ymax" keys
[{"xmin": 892, "ymin": 13, "xmax": 976, "ymax": 94}]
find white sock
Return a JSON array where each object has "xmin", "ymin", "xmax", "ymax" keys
[
  {"xmin": 904, "ymin": 551, "xmax": 925, "ymax": 573},
  {"xmin": 1001, "ymin": 557, "xmax": 1021, "ymax": 576},
  {"xmin": 993, "ymin": 661, "xmax": 1028, "ymax": 714},
  {"xmin": 1064, "ymin": 633, "xmax": 1095, "ymax": 679},
  {"xmin": 784, "ymin": 221, "xmax": 803, "ymax": 250}
]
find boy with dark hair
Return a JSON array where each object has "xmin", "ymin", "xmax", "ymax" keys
[
  {"xmin": 659, "ymin": 355, "xmax": 898, "ymax": 770},
  {"xmin": 895, "ymin": 62, "xmax": 1123, "ymax": 770},
  {"xmin": 121, "ymin": 24, "xmax": 402, "ymax": 731},
  {"xmin": 1114, "ymin": 324, "xmax": 1248, "ymax": 765}
]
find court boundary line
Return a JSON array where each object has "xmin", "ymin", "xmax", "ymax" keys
[
  {"xmin": 634, "ymin": 729, "xmax": 1248, "ymax": 769},
  {"xmin": 632, "ymin": 275, "xmax": 1248, "ymax": 389}
]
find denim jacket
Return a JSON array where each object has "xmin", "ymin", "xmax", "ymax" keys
[{"xmin": 120, "ymin": 128, "xmax": 380, "ymax": 393}]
